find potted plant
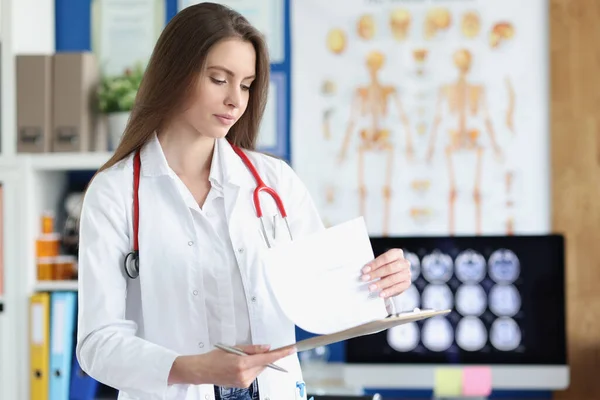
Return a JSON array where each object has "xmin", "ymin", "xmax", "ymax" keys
[{"xmin": 97, "ymin": 63, "xmax": 144, "ymax": 150}]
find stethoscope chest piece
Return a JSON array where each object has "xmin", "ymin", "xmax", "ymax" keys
[{"xmin": 124, "ymin": 250, "xmax": 140, "ymax": 279}]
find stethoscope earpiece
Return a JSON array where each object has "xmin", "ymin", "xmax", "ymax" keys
[{"xmin": 124, "ymin": 250, "xmax": 140, "ymax": 279}]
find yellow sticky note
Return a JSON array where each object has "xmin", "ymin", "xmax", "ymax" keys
[{"xmin": 434, "ymin": 367, "xmax": 462, "ymax": 397}]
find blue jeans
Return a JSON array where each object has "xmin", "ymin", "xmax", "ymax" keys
[{"xmin": 214, "ymin": 379, "xmax": 259, "ymax": 400}]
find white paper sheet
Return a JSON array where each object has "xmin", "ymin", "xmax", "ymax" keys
[{"xmin": 263, "ymin": 217, "xmax": 389, "ymax": 335}]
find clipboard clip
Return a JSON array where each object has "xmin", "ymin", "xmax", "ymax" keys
[{"xmin": 388, "ymin": 307, "xmax": 434, "ymax": 318}]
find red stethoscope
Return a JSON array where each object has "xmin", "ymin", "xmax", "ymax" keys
[{"xmin": 124, "ymin": 143, "xmax": 294, "ymax": 279}]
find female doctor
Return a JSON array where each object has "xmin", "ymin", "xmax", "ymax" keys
[{"xmin": 76, "ymin": 3, "xmax": 411, "ymax": 400}]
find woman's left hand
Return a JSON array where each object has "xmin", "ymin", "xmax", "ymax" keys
[{"xmin": 361, "ymin": 248, "xmax": 411, "ymax": 299}]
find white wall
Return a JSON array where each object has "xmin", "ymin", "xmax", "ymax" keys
[{"xmin": 12, "ymin": 0, "xmax": 55, "ymax": 54}]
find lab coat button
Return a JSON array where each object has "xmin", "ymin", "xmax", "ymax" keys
[
  {"xmin": 188, "ymin": 241, "xmax": 194, "ymax": 246},
  {"xmin": 193, "ymin": 290, "xmax": 198, "ymax": 296},
  {"xmin": 251, "ymin": 296, "xmax": 257, "ymax": 303},
  {"xmin": 238, "ymin": 247, "xmax": 244, "ymax": 254},
  {"xmin": 198, "ymin": 342, "xmax": 204, "ymax": 348},
  {"xmin": 205, "ymin": 395, "xmax": 210, "ymax": 400}
]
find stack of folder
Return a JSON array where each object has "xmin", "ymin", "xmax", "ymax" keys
[
  {"xmin": 29, "ymin": 291, "xmax": 100, "ymax": 400},
  {"xmin": 16, "ymin": 52, "xmax": 104, "ymax": 154}
]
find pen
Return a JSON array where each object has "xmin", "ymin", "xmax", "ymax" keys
[{"xmin": 214, "ymin": 343, "xmax": 289, "ymax": 373}]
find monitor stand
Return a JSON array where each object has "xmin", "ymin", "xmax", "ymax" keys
[{"xmin": 433, "ymin": 397, "xmax": 487, "ymax": 400}]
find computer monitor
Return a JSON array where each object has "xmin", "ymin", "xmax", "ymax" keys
[{"xmin": 343, "ymin": 234, "xmax": 568, "ymax": 391}]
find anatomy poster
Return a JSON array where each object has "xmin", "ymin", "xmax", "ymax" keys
[{"xmin": 291, "ymin": 0, "xmax": 550, "ymax": 237}]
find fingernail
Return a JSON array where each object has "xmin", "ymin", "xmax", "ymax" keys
[
  {"xmin": 361, "ymin": 274, "xmax": 370, "ymax": 281},
  {"xmin": 261, "ymin": 345, "xmax": 270, "ymax": 350},
  {"xmin": 369, "ymin": 284, "xmax": 377, "ymax": 292},
  {"xmin": 379, "ymin": 291, "xmax": 386, "ymax": 298},
  {"xmin": 362, "ymin": 266, "xmax": 371, "ymax": 273}
]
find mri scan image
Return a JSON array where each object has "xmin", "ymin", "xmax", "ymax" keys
[
  {"xmin": 422, "ymin": 316, "xmax": 454, "ymax": 352},
  {"xmin": 488, "ymin": 249, "xmax": 521, "ymax": 283},
  {"xmin": 456, "ymin": 316, "xmax": 488, "ymax": 351},
  {"xmin": 455, "ymin": 249, "xmax": 487, "ymax": 283},
  {"xmin": 455, "ymin": 284, "xmax": 487, "ymax": 316},
  {"xmin": 387, "ymin": 321, "xmax": 420, "ymax": 352},
  {"xmin": 422, "ymin": 283, "xmax": 454, "ymax": 311},
  {"xmin": 393, "ymin": 284, "xmax": 420, "ymax": 312},
  {"xmin": 422, "ymin": 250, "xmax": 454, "ymax": 283},
  {"xmin": 489, "ymin": 284, "xmax": 521, "ymax": 317},
  {"xmin": 490, "ymin": 317, "xmax": 522, "ymax": 351},
  {"xmin": 404, "ymin": 250, "xmax": 421, "ymax": 281}
]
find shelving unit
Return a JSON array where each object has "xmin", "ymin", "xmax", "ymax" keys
[{"xmin": 0, "ymin": 1, "xmax": 102, "ymax": 399}]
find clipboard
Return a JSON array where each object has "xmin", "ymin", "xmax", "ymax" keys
[{"xmin": 273, "ymin": 308, "xmax": 451, "ymax": 353}]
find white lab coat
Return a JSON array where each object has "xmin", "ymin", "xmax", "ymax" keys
[{"xmin": 76, "ymin": 134, "xmax": 398, "ymax": 400}]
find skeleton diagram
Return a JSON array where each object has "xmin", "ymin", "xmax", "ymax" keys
[
  {"xmin": 425, "ymin": 49, "xmax": 502, "ymax": 235},
  {"xmin": 338, "ymin": 51, "xmax": 414, "ymax": 236}
]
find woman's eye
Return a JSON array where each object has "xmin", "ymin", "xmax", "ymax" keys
[
  {"xmin": 241, "ymin": 85, "xmax": 251, "ymax": 91},
  {"xmin": 211, "ymin": 77, "xmax": 226, "ymax": 85}
]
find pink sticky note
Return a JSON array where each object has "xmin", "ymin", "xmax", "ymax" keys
[{"xmin": 462, "ymin": 366, "xmax": 492, "ymax": 396}]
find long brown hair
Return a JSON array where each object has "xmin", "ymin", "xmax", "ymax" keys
[{"xmin": 96, "ymin": 2, "xmax": 270, "ymax": 174}]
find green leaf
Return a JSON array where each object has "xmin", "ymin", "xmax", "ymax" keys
[{"xmin": 97, "ymin": 62, "xmax": 146, "ymax": 113}]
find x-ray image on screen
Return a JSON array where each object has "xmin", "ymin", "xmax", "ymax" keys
[
  {"xmin": 346, "ymin": 235, "xmax": 566, "ymax": 367},
  {"xmin": 422, "ymin": 316, "xmax": 454, "ymax": 352},
  {"xmin": 455, "ymin": 284, "xmax": 487, "ymax": 317},
  {"xmin": 489, "ymin": 249, "xmax": 521, "ymax": 284},
  {"xmin": 489, "ymin": 284, "xmax": 521, "ymax": 317},
  {"xmin": 421, "ymin": 283, "xmax": 454, "ymax": 311},
  {"xmin": 456, "ymin": 316, "xmax": 488, "ymax": 351},
  {"xmin": 387, "ymin": 245, "xmax": 524, "ymax": 355},
  {"xmin": 385, "ymin": 246, "xmax": 521, "ymax": 356},
  {"xmin": 405, "ymin": 251, "xmax": 421, "ymax": 282},
  {"xmin": 490, "ymin": 317, "xmax": 522, "ymax": 351},
  {"xmin": 387, "ymin": 322, "xmax": 420, "ymax": 352},
  {"xmin": 393, "ymin": 284, "xmax": 420, "ymax": 312},
  {"xmin": 455, "ymin": 249, "xmax": 487, "ymax": 283},
  {"xmin": 421, "ymin": 251, "xmax": 454, "ymax": 283}
]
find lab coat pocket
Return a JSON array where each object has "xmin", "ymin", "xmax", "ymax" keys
[
  {"xmin": 117, "ymin": 383, "xmax": 188, "ymax": 400},
  {"xmin": 257, "ymin": 355, "xmax": 304, "ymax": 400}
]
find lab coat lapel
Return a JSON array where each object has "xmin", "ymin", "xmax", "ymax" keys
[
  {"xmin": 223, "ymin": 183, "xmax": 241, "ymax": 227},
  {"xmin": 217, "ymin": 139, "xmax": 254, "ymax": 228}
]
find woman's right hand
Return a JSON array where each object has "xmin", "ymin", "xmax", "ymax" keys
[{"xmin": 169, "ymin": 344, "xmax": 296, "ymax": 388}]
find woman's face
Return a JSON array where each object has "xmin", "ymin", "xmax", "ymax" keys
[{"xmin": 182, "ymin": 38, "xmax": 256, "ymax": 139}]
